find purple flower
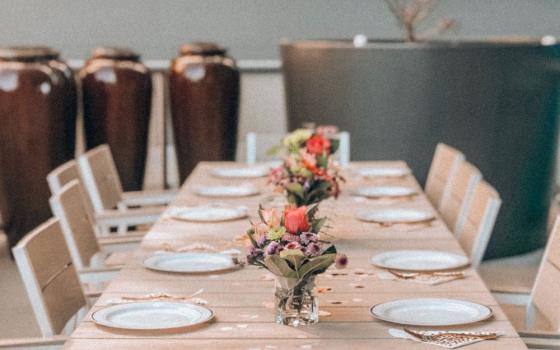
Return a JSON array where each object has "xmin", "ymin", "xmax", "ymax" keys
[
  {"xmin": 303, "ymin": 179, "xmax": 312, "ymax": 191},
  {"xmin": 335, "ymin": 253, "xmax": 348, "ymax": 269},
  {"xmin": 247, "ymin": 246, "xmax": 264, "ymax": 264},
  {"xmin": 257, "ymin": 234, "xmax": 267, "ymax": 247},
  {"xmin": 305, "ymin": 243, "xmax": 322, "ymax": 257},
  {"xmin": 265, "ymin": 241, "xmax": 281, "ymax": 255},
  {"xmin": 300, "ymin": 232, "xmax": 318, "ymax": 245},
  {"xmin": 281, "ymin": 233, "xmax": 300, "ymax": 242}
]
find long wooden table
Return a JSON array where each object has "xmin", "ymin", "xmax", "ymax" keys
[{"xmin": 65, "ymin": 161, "xmax": 528, "ymax": 349}]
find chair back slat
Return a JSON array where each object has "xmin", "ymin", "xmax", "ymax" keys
[
  {"xmin": 530, "ymin": 217, "xmax": 560, "ymax": 331},
  {"xmin": 425, "ymin": 143, "xmax": 465, "ymax": 208},
  {"xmin": 49, "ymin": 180, "xmax": 101, "ymax": 269},
  {"xmin": 457, "ymin": 180, "xmax": 501, "ymax": 267},
  {"xmin": 12, "ymin": 219, "xmax": 86, "ymax": 336},
  {"xmin": 78, "ymin": 144, "xmax": 124, "ymax": 213},
  {"xmin": 47, "ymin": 160, "xmax": 82, "ymax": 194},
  {"xmin": 439, "ymin": 161, "xmax": 482, "ymax": 234}
]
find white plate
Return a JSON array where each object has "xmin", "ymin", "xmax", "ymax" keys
[
  {"xmin": 353, "ymin": 186, "xmax": 417, "ymax": 198},
  {"xmin": 353, "ymin": 167, "xmax": 411, "ymax": 178},
  {"xmin": 370, "ymin": 298, "xmax": 492, "ymax": 326},
  {"xmin": 370, "ymin": 250, "xmax": 470, "ymax": 271},
  {"xmin": 168, "ymin": 205, "xmax": 247, "ymax": 222},
  {"xmin": 192, "ymin": 184, "xmax": 260, "ymax": 198},
  {"xmin": 144, "ymin": 253, "xmax": 238, "ymax": 273},
  {"xmin": 356, "ymin": 208, "xmax": 435, "ymax": 224},
  {"xmin": 210, "ymin": 166, "xmax": 269, "ymax": 179},
  {"xmin": 92, "ymin": 301, "xmax": 214, "ymax": 330}
]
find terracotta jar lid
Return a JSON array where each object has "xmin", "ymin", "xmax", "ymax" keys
[
  {"xmin": 179, "ymin": 42, "xmax": 227, "ymax": 56},
  {"xmin": 91, "ymin": 47, "xmax": 140, "ymax": 61},
  {"xmin": 0, "ymin": 46, "xmax": 59, "ymax": 61}
]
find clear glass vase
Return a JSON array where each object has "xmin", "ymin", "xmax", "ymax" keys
[{"xmin": 274, "ymin": 276, "xmax": 318, "ymax": 326}]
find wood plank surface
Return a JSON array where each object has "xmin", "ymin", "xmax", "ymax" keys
[{"xmin": 65, "ymin": 161, "xmax": 527, "ymax": 349}]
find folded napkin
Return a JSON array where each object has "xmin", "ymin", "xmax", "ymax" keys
[
  {"xmin": 377, "ymin": 270, "xmax": 465, "ymax": 285},
  {"xmin": 389, "ymin": 328, "xmax": 503, "ymax": 348}
]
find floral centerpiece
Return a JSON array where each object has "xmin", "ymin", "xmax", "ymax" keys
[
  {"xmin": 269, "ymin": 126, "xmax": 344, "ymax": 206},
  {"xmin": 246, "ymin": 204, "xmax": 347, "ymax": 326}
]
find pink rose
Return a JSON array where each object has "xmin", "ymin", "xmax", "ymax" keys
[{"xmin": 283, "ymin": 206, "xmax": 310, "ymax": 234}]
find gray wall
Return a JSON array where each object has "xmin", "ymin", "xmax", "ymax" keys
[{"xmin": 1, "ymin": 0, "xmax": 559, "ymax": 60}]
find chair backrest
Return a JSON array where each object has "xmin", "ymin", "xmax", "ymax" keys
[
  {"xmin": 12, "ymin": 219, "xmax": 87, "ymax": 337},
  {"xmin": 49, "ymin": 180, "xmax": 101, "ymax": 270},
  {"xmin": 439, "ymin": 161, "xmax": 482, "ymax": 234},
  {"xmin": 78, "ymin": 144, "xmax": 124, "ymax": 213},
  {"xmin": 244, "ymin": 131, "xmax": 351, "ymax": 166},
  {"xmin": 456, "ymin": 180, "xmax": 501, "ymax": 267},
  {"xmin": 529, "ymin": 215, "xmax": 560, "ymax": 331},
  {"xmin": 425, "ymin": 143, "xmax": 465, "ymax": 208},
  {"xmin": 47, "ymin": 160, "xmax": 82, "ymax": 194}
]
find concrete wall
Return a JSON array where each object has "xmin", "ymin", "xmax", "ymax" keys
[{"xmin": 0, "ymin": 0, "xmax": 558, "ymax": 60}]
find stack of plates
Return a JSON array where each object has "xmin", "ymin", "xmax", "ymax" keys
[
  {"xmin": 92, "ymin": 301, "xmax": 214, "ymax": 330},
  {"xmin": 192, "ymin": 184, "xmax": 260, "ymax": 198},
  {"xmin": 370, "ymin": 298, "xmax": 492, "ymax": 326},
  {"xmin": 167, "ymin": 205, "xmax": 247, "ymax": 222},
  {"xmin": 352, "ymin": 186, "xmax": 417, "ymax": 199},
  {"xmin": 144, "ymin": 252, "xmax": 239, "ymax": 274},
  {"xmin": 356, "ymin": 208, "xmax": 435, "ymax": 225},
  {"xmin": 353, "ymin": 167, "xmax": 411, "ymax": 178}
]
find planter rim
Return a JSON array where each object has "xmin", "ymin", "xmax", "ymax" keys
[{"xmin": 281, "ymin": 37, "xmax": 559, "ymax": 50}]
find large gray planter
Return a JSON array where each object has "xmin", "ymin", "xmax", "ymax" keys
[{"xmin": 281, "ymin": 39, "xmax": 560, "ymax": 259}]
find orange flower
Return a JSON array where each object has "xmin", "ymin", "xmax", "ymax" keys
[
  {"xmin": 283, "ymin": 206, "xmax": 310, "ymax": 234},
  {"xmin": 306, "ymin": 135, "xmax": 331, "ymax": 155}
]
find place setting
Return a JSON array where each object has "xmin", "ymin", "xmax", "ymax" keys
[
  {"xmin": 165, "ymin": 204, "xmax": 248, "ymax": 223},
  {"xmin": 356, "ymin": 207, "xmax": 437, "ymax": 231},
  {"xmin": 191, "ymin": 183, "xmax": 260, "ymax": 198},
  {"xmin": 351, "ymin": 166, "xmax": 412, "ymax": 179},
  {"xmin": 351, "ymin": 185, "xmax": 418, "ymax": 202},
  {"xmin": 370, "ymin": 297, "xmax": 502, "ymax": 348},
  {"xmin": 209, "ymin": 164, "xmax": 270, "ymax": 179},
  {"xmin": 370, "ymin": 249, "xmax": 470, "ymax": 285}
]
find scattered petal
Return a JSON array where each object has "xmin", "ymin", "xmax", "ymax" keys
[
  {"xmin": 350, "ymin": 283, "xmax": 365, "ymax": 289},
  {"xmin": 352, "ymin": 298, "xmax": 363, "ymax": 303},
  {"xmin": 353, "ymin": 268, "xmax": 366, "ymax": 275},
  {"xmin": 317, "ymin": 287, "xmax": 332, "ymax": 294},
  {"xmin": 319, "ymin": 310, "xmax": 332, "ymax": 317},
  {"xmin": 328, "ymin": 300, "xmax": 344, "ymax": 305},
  {"xmin": 190, "ymin": 297, "xmax": 208, "ymax": 305}
]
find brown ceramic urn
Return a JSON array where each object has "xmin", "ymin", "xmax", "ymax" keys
[
  {"xmin": 81, "ymin": 47, "xmax": 152, "ymax": 191},
  {"xmin": 0, "ymin": 46, "xmax": 77, "ymax": 248},
  {"xmin": 169, "ymin": 42, "xmax": 240, "ymax": 182}
]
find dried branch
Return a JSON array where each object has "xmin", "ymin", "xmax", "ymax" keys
[{"xmin": 383, "ymin": 0, "xmax": 456, "ymax": 42}]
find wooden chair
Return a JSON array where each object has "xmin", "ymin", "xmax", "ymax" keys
[
  {"xmin": 78, "ymin": 144, "xmax": 176, "ymax": 211},
  {"xmin": 49, "ymin": 180, "xmax": 137, "ymax": 273},
  {"xmin": 4, "ymin": 219, "xmax": 88, "ymax": 348},
  {"xmin": 49, "ymin": 158, "xmax": 162, "ymax": 236},
  {"xmin": 456, "ymin": 180, "xmax": 501, "ymax": 267},
  {"xmin": 495, "ymin": 216, "xmax": 560, "ymax": 348},
  {"xmin": 425, "ymin": 143, "xmax": 465, "ymax": 209},
  {"xmin": 244, "ymin": 131, "xmax": 351, "ymax": 167},
  {"xmin": 438, "ymin": 160, "xmax": 482, "ymax": 235}
]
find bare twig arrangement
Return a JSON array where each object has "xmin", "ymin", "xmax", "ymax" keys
[{"xmin": 384, "ymin": 0, "xmax": 457, "ymax": 42}]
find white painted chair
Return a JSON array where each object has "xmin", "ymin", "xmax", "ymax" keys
[
  {"xmin": 438, "ymin": 160, "xmax": 482, "ymax": 235},
  {"xmin": 78, "ymin": 144, "xmax": 176, "ymax": 211},
  {"xmin": 495, "ymin": 216, "xmax": 560, "ymax": 348},
  {"xmin": 48, "ymin": 159, "xmax": 160, "ymax": 236},
  {"xmin": 456, "ymin": 180, "xmax": 501, "ymax": 267},
  {"xmin": 49, "ymin": 180, "xmax": 137, "ymax": 274},
  {"xmin": 425, "ymin": 143, "xmax": 465, "ymax": 209},
  {"xmin": 244, "ymin": 131, "xmax": 351, "ymax": 167},
  {"xmin": 5, "ymin": 219, "xmax": 89, "ymax": 349}
]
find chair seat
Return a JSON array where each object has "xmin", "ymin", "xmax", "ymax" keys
[
  {"xmin": 501, "ymin": 303, "xmax": 555, "ymax": 332},
  {"xmin": 479, "ymin": 249, "xmax": 543, "ymax": 294}
]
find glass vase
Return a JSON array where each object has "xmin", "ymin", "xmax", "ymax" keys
[{"xmin": 274, "ymin": 276, "xmax": 318, "ymax": 326}]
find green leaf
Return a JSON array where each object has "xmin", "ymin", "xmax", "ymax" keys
[
  {"xmin": 264, "ymin": 255, "xmax": 298, "ymax": 278},
  {"xmin": 266, "ymin": 144, "xmax": 283, "ymax": 156},
  {"xmin": 280, "ymin": 251, "xmax": 306, "ymax": 272},
  {"xmin": 286, "ymin": 183, "xmax": 304, "ymax": 198},
  {"xmin": 299, "ymin": 254, "xmax": 336, "ymax": 278},
  {"xmin": 330, "ymin": 138, "xmax": 340, "ymax": 154},
  {"xmin": 312, "ymin": 217, "xmax": 327, "ymax": 232},
  {"xmin": 317, "ymin": 154, "xmax": 328, "ymax": 168}
]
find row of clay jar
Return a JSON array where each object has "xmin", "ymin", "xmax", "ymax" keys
[{"xmin": 0, "ymin": 42, "xmax": 239, "ymax": 248}]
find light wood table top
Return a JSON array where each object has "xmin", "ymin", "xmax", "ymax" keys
[{"xmin": 65, "ymin": 161, "xmax": 527, "ymax": 349}]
